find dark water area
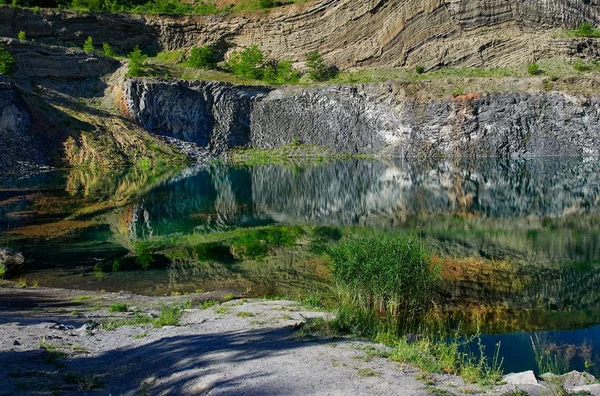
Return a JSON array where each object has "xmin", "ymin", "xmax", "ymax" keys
[{"xmin": 1, "ymin": 157, "xmax": 600, "ymax": 375}]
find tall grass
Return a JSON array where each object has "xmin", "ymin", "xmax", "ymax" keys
[{"xmin": 327, "ymin": 233, "xmax": 440, "ymax": 336}]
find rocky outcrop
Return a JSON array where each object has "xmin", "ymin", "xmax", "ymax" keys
[
  {"xmin": 0, "ymin": 75, "xmax": 47, "ymax": 172},
  {"xmin": 0, "ymin": 248, "xmax": 25, "ymax": 277},
  {"xmin": 124, "ymin": 79, "xmax": 600, "ymax": 157},
  {"xmin": 1, "ymin": 37, "xmax": 120, "ymax": 81},
  {"xmin": 2, "ymin": 0, "xmax": 600, "ymax": 70}
]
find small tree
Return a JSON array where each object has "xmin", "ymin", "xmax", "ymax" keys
[
  {"xmin": 17, "ymin": 31, "xmax": 26, "ymax": 41},
  {"xmin": 228, "ymin": 45, "xmax": 264, "ymax": 79},
  {"xmin": 527, "ymin": 63, "xmax": 540, "ymax": 75},
  {"xmin": 0, "ymin": 45, "xmax": 15, "ymax": 75},
  {"xmin": 102, "ymin": 43, "xmax": 116, "ymax": 57},
  {"xmin": 83, "ymin": 36, "xmax": 94, "ymax": 52},
  {"xmin": 189, "ymin": 45, "xmax": 216, "ymax": 69},
  {"xmin": 126, "ymin": 46, "xmax": 147, "ymax": 77},
  {"xmin": 306, "ymin": 50, "xmax": 336, "ymax": 81},
  {"xmin": 415, "ymin": 65, "xmax": 425, "ymax": 74}
]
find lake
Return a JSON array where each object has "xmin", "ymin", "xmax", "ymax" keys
[{"xmin": 1, "ymin": 157, "xmax": 599, "ymax": 375}]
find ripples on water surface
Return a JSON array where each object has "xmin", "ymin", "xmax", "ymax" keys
[{"xmin": 1, "ymin": 158, "xmax": 599, "ymax": 375}]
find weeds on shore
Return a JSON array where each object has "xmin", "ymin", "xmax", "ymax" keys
[
  {"xmin": 297, "ymin": 232, "xmax": 504, "ymax": 386},
  {"xmin": 328, "ymin": 233, "xmax": 440, "ymax": 337}
]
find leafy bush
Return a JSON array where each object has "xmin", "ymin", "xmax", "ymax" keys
[
  {"xmin": 527, "ymin": 63, "xmax": 540, "ymax": 75},
  {"xmin": 134, "ymin": 242, "xmax": 154, "ymax": 269},
  {"xmin": 17, "ymin": 31, "xmax": 26, "ymax": 40},
  {"xmin": 227, "ymin": 45, "xmax": 265, "ymax": 79},
  {"xmin": 102, "ymin": 43, "xmax": 116, "ymax": 57},
  {"xmin": 0, "ymin": 45, "xmax": 15, "ymax": 76},
  {"xmin": 415, "ymin": 65, "xmax": 425, "ymax": 74},
  {"xmin": 263, "ymin": 59, "xmax": 301, "ymax": 84},
  {"xmin": 188, "ymin": 45, "xmax": 216, "ymax": 69},
  {"xmin": 306, "ymin": 50, "xmax": 337, "ymax": 81},
  {"xmin": 153, "ymin": 304, "xmax": 183, "ymax": 327},
  {"xmin": 83, "ymin": 36, "xmax": 94, "ymax": 52},
  {"xmin": 126, "ymin": 46, "xmax": 147, "ymax": 78}
]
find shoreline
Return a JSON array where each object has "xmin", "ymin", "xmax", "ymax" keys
[{"xmin": 1, "ymin": 285, "xmax": 598, "ymax": 395}]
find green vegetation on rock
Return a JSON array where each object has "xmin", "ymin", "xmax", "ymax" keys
[
  {"xmin": 127, "ymin": 46, "xmax": 147, "ymax": 77},
  {"xmin": 0, "ymin": 44, "xmax": 15, "ymax": 75},
  {"xmin": 188, "ymin": 45, "xmax": 217, "ymax": 69}
]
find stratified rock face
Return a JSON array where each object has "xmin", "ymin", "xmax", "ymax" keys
[
  {"xmin": 1, "ymin": 0, "xmax": 600, "ymax": 70},
  {"xmin": 124, "ymin": 79, "xmax": 600, "ymax": 157},
  {"xmin": 0, "ymin": 75, "xmax": 43, "ymax": 172},
  {"xmin": 1, "ymin": 38, "xmax": 120, "ymax": 80}
]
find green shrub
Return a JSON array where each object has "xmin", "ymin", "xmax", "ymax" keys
[
  {"xmin": 33, "ymin": 5, "xmax": 39, "ymax": 13},
  {"xmin": 126, "ymin": 46, "xmax": 147, "ymax": 78},
  {"xmin": 17, "ymin": 31, "xmax": 26, "ymax": 41},
  {"xmin": 0, "ymin": 45, "xmax": 15, "ymax": 76},
  {"xmin": 108, "ymin": 303, "xmax": 129, "ymax": 312},
  {"xmin": 83, "ymin": 36, "xmax": 94, "ymax": 52},
  {"xmin": 573, "ymin": 60, "xmax": 591, "ymax": 72},
  {"xmin": 306, "ymin": 50, "xmax": 337, "ymax": 81},
  {"xmin": 153, "ymin": 304, "xmax": 183, "ymax": 327},
  {"xmin": 102, "ymin": 43, "xmax": 116, "ymax": 57},
  {"xmin": 575, "ymin": 21, "xmax": 599, "ymax": 37},
  {"xmin": 134, "ymin": 242, "xmax": 154, "ymax": 270},
  {"xmin": 227, "ymin": 45, "xmax": 264, "ymax": 79},
  {"xmin": 188, "ymin": 45, "xmax": 216, "ymax": 69},
  {"xmin": 415, "ymin": 65, "xmax": 425, "ymax": 74},
  {"xmin": 0, "ymin": 264, "xmax": 6, "ymax": 278},
  {"xmin": 527, "ymin": 63, "xmax": 540, "ymax": 75},
  {"xmin": 258, "ymin": 0, "xmax": 275, "ymax": 8},
  {"xmin": 270, "ymin": 59, "xmax": 300, "ymax": 84},
  {"xmin": 327, "ymin": 233, "xmax": 440, "ymax": 334}
]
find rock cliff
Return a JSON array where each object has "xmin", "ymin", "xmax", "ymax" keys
[
  {"xmin": 124, "ymin": 78, "xmax": 600, "ymax": 157},
  {"xmin": 2, "ymin": 0, "xmax": 600, "ymax": 70}
]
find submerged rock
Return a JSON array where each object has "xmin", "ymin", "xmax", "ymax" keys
[{"xmin": 0, "ymin": 248, "xmax": 25, "ymax": 278}]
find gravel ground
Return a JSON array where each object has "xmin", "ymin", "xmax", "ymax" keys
[{"xmin": 0, "ymin": 286, "xmax": 566, "ymax": 395}]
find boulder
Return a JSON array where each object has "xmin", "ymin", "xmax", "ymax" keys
[
  {"xmin": 0, "ymin": 248, "xmax": 25, "ymax": 277},
  {"xmin": 502, "ymin": 370, "xmax": 539, "ymax": 386}
]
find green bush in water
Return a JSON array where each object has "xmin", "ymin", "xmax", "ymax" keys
[{"xmin": 327, "ymin": 233, "xmax": 440, "ymax": 335}]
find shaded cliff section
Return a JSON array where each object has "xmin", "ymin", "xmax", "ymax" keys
[
  {"xmin": 124, "ymin": 78, "xmax": 600, "ymax": 157},
  {"xmin": 2, "ymin": 0, "xmax": 600, "ymax": 70},
  {"xmin": 0, "ymin": 39, "xmax": 186, "ymax": 172}
]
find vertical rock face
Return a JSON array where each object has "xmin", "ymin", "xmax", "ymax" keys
[
  {"xmin": 123, "ymin": 79, "xmax": 269, "ymax": 152},
  {"xmin": 123, "ymin": 79, "xmax": 600, "ymax": 157},
  {"xmin": 1, "ymin": 0, "xmax": 600, "ymax": 70},
  {"xmin": 0, "ymin": 75, "xmax": 43, "ymax": 172}
]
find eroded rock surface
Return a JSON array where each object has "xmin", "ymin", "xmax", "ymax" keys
[
  {"xmin": 124, "ymin": 79, "xmax": 600, "ymax": 157},
  {"xmin": 2, "ymin": 0, "xmax": 600, "ymax": 70}
]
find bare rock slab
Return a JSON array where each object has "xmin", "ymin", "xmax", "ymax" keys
[{"xmin": 502, "ymin": 370, "xmax": 539, "ymax": 386}]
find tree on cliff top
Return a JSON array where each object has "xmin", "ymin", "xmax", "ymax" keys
[{"xmin": 126, "ymin": 46, "xmax": 147, "ymax": 77}]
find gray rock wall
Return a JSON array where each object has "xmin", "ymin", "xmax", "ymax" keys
[
  {"xmin": 0, "ymin": 75, "xmax": 44, "ymax": 172},
  {"xmin": 124, "ymin": 79, "xmax": 600, "ymax": 157}
]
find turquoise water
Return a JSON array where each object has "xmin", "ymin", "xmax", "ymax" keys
[{"xmin": 1, "ymin": 157, "xmax": 600, "ymax": 375}]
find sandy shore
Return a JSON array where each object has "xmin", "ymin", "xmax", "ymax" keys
[{"xmin": 0, "ymin": 285, "xmax": 582, "ymax": 395}]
